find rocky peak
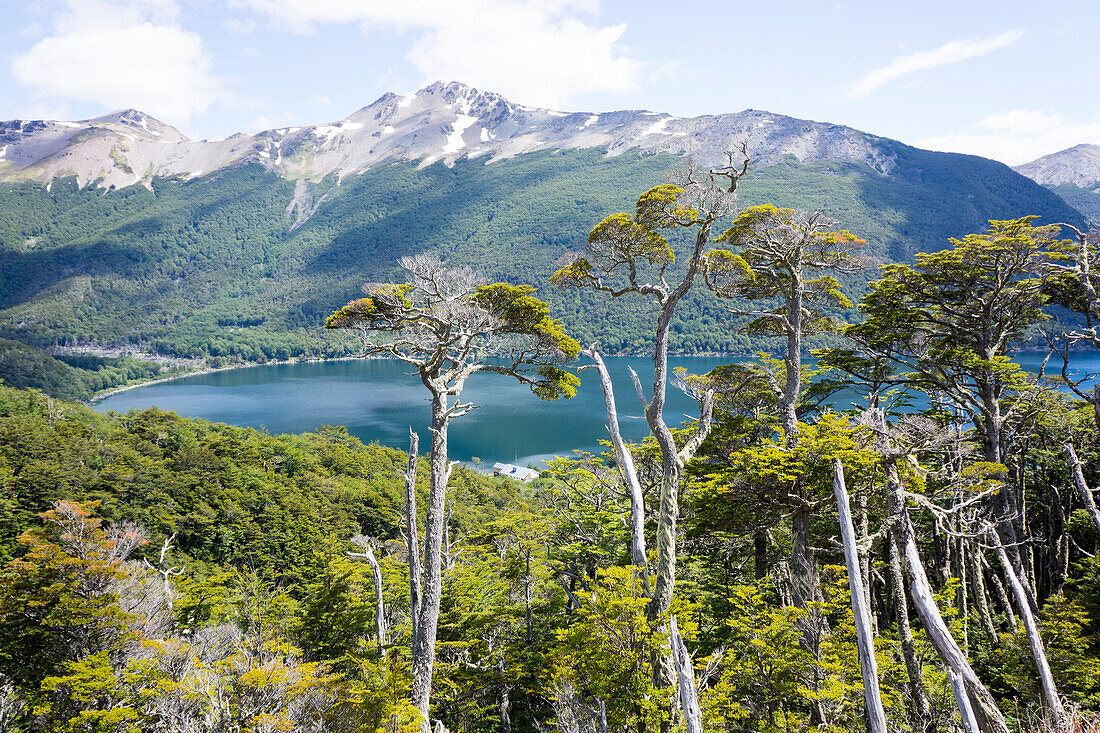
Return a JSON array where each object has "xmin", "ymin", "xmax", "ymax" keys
[
  {"xmin": 1, "ymin": 81, "xmax": 903, "ymax": 189},
  {"xmin": 1015, "ymin": 144, "xmax": 1100, "ymax": 188}
]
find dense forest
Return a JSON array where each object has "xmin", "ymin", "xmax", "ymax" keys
[
  {"xmin": 2, "ymin": 160, "xmax": 1100, "ymax": 733},
  {"xmin": 0, "ymin": 144, "xmax": 1084, "ymax": 394}
]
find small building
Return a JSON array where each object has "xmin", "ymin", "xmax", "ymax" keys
[{"xmin": 492, "ymin": 462, "xmax": 540, "ymax": 482}]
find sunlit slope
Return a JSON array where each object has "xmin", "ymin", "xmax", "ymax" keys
[{"xmin": 0, "ymin": 144, "xmax": 1084, "ymax": 358}]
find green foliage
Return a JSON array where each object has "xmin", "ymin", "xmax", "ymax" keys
[
  {"xmin": 546, "ymin": 566, "xmax": 669, "ymax": 732},
  {"xmin": 0, "ymin": 145, "xmax": 1083, "ymax": 361},
  {"xmin": 993, "ymin": 595, "xmax": 1100, "ymax": 707},
  {"xmin": 0, "ymin": 339, "xmax": 174, "ymax": 402}
]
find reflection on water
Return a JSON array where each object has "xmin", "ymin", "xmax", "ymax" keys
[{"xmin": 94, "ymin": 352, "xmax": 1100, "ymax": 467}]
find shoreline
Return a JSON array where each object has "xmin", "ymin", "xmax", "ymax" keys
[
  {"xmin": 86, "ymin": 344, "xmax": 1069, "ymax": 405},
  {"xmin": 87, "ymin": 356, "xmax": 364, "ymax": 404},
  {"xmin": 85, "ymin": 350, "xmax": 743, "ymax": 405}
]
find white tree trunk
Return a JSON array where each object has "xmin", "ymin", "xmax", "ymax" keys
[
  {"xmin": 362, "ymin": 548, "xmax": 387, "ymax": 653},
  {"xmin": 833, "ymin": 460, "xmax": 888, "ymax": 733},
  {"xmin": 586, "ymin": 346, "xmax": 647, "ymax": 573},
  {"xmin": 405, "ymin": 429, "xmax": 421, "ymax": 642},
  {"xmin": 1065, "ymin": 443, "xmax": 1100, "ymax": 536},
  {"xmin": 887, "ymin": 461, "xmax": 1008, "ymax": 733},
  {"xmin": 669, "ymin": 615, "xmax": 702, "ymax": 733},
  {"xmin": 949, "ymin": 669, "xmax": 980, "ymax": 733},
  {"xmin": 988, "ymin": 528, "xmax": 1067, "ymax": 727}
]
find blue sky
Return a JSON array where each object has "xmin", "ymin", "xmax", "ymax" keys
[{"xmin": 3, "ymin": 0, "xmax": 1098, "ymax": 164}]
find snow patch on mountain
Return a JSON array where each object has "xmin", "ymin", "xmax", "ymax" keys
[
  {"xmin": 444, "ymin": 115, "xmax": 477, "ymax": 153},
  {"xmin": 0, "ymin": 81, "xmax": 905, "ymax": 189}
]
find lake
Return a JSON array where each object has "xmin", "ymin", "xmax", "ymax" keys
[{"xmin": 94, "ymin": 352, "xmax": 1100, "ymax": 467}]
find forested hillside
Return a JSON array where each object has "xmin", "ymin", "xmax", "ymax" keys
[{"xmin": 0, "ymin": 143, "xmax": 1084, "ymax": 373}]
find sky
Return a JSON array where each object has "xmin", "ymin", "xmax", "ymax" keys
[{"xmin": 2, "ymin": 0, "xmax": 1098, "ymax": 166}]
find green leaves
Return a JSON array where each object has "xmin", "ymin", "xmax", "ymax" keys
[
  {"xmin": 635, "ymin": 183, "xmax": 699, "ymax": 228},
  {"xmin": 532, "ymin": 366, "xmax": 581, "ymax": 401}
]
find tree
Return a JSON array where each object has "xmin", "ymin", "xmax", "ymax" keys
[
  {"xmin": 842, "ymin": 218, "xmax": 1063, "ymax": 604},
  {"xmin": 551, "ymin": 152, "xmax": 745, "ymax": 687},
  {"xmin": 702, "ymin": 204, "xmax": 864, "ymax": 671},
  {"xmin": 326, "ymin": 254, "xmax": 579, "ymax": 731},
  {"xmin": 703, "ymin": 204, "xmax": 865, "ymax": 445}
]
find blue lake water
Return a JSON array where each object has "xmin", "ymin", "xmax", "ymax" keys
[{"xmin": 94, "ymin": 352, "xmax": 1100, "ymax": 467}]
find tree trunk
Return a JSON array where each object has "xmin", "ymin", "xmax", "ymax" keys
[
  {"xmin": 857, "ymin": 491, "xmax": 875, "ymax": 634},
  {"xmin": 887, "ymin": 517, "xmax": 936, "ymax": 733},
  {"xmin": 1065, "ymin": 443, "xmax": 1100, "ymax": 536},
  {"xmin": 588, "ymin": 346, "xmax": 647, "ymax": 574},
  {"xmin": 669, "ymin": 616, "xmax": 702, "ymax": 733},
  {"xmin": 989, "ymin": 529, "xmax": 1067, "ymax": 728},
  {"xmin": 791, "ymin": 502, "xmax": 826, "ymax": 725},
  {"xmin": 982, "ymin": 554, "xmax": 1017, "ymax": 628},
  {"xmin": 949, "ymin": 669, "xmax": 981, "ymax": 733},
  {"xmin": 405, "ymin": 429, "xmax": 421, "ymax": 643},
  {"xmin": 887, "ymin": 461, "xmax": 1008, "ymax": 733},
  {"xmin": 754, "ymin": 530, "xmax": 767, "ymax": 581},
  {"xmin": 498, "ymin": 659, "xmax": 512, "ymax": 733},
  {"xmin": 833, "ymin": 460, "xmax": 888, "ymax": 733},
  {"xmin": 968, "ymin": 539, "xmax": 998, "ymax": 644},
  {"xmin": 1092, "ymin": 383, "xmax": 1100, "ymax": 429},
  {"xmin": 411, "ymin": 393, "xmax": 450, "ymax": 732},
  {"xmin": 364, "ymin": 548, "xmax": 387, "ymax": 654}
]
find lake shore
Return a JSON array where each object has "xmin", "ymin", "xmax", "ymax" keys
[{"xmin": 87, "ymin": 356, "xmax": 365, "ymax": 404}]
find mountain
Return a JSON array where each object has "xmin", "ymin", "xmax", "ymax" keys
[
  {"xmin": 1014, "ymin": 144, "xmax": 1100, "ymax": 223},
  {"xmin": 0, "ymin": 82, "xmax": 1087, "ymax": 375},
  {"xmin": 0, "ymin": 81, "xmax": 901, "ymax": 190}
]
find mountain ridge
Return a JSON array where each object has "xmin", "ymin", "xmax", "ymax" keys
[{"xmin": 2, "ymin": 81, "xmax": 905, "ymax": 190}]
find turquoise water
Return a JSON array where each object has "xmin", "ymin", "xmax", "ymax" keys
[{"xmin": 94, "ymin": 353, "xmax": 1100, "ymax": 467}]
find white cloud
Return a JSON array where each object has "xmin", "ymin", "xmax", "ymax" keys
[
  {"xmin": 918, "ymin": 109, "xmax": 1100, "ymax": 165},
  {"xmin": 234, "ymin": 0, "xmax": 640, "ymax": 108},
  {"xmin": 11, "ymin": 0, "xmax": 225, "ymax": 125},
  {"xmin": 847, "ymin": 29, "xmax": 1024, "ymax": 99}
]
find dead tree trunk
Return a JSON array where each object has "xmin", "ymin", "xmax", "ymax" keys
[
  {"xmin": 988, "ymin": 528, "xmax": 1067, "ymax": 728},
  {"xmin": 669, "ymin": 615, "xmax": 702, "ymax": 733},
  {"xmin": 833, "ymin": 460, "xmax": 888, "ymax": 733},
  {"xmin": 887, "ymin": 461, "xmax": 1008, "ymax": 733},
  {"xmin": 405, "ymin": 429, "xmax": 421, "ymax": 642},
  {"xmin": 349, "ymin": 541, "xmax": 387, "ymax": 655},
  {"xmin": 949, "ymin": 669, "xmax": 981, "ymax": 733},
  {"xmin": 887, "ymin": 524, "xmax": 936, "ymax": 733},
  {"xmin": 586, "ymin": 346, "xmax": 647, "ymax": 574},
  {"xmin": 1065, "ymin": 443, "xmax": 1100, "ymax": 536}
]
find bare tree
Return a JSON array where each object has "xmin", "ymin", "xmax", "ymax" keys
[
  {"xmin": 327, "ymin": 255, "xmax": 579, "ymax": 731},
  {"xmin": 832, "ymin": 459, "xmax": 887, "ymax": 733},
  {"xmin": 869, "ymin": 412, "xmax": 1009, "ymax": 733},
  {"xmin": 348, "ymin": 534, "xmax": 387, "ymax": 655}
]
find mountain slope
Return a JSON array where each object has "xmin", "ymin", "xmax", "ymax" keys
[
  {"xmin": 0, "ymin": 83, "xmax": 1087, "ymax": 361},
  {"xmin": 1015, "ymin": 144, "xmax": 1100, "ymax": 222}
]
